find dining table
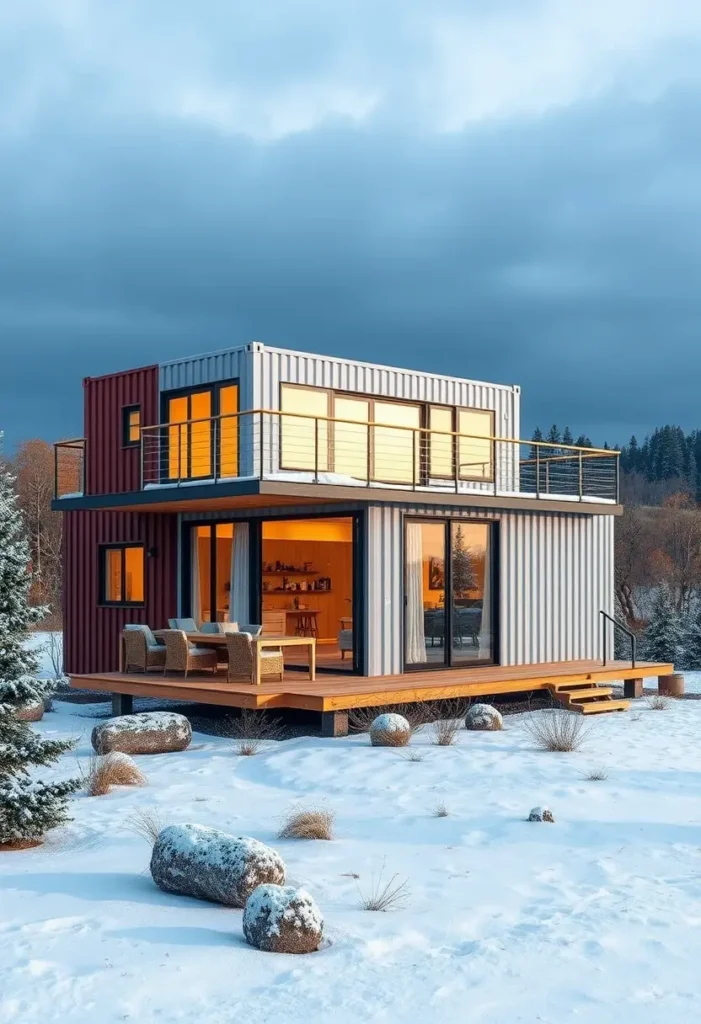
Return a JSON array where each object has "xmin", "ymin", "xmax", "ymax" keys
[{"xmin": 183, "ymin": 632, "xmax": 316, "ymax": 686}]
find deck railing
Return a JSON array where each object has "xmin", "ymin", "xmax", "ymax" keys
[
  {"xmin": 53, "ymin": 438, "xmax": 85, "ymax": 499},
  {"xmin": 134, "ymin": 409, "xmax": 619, "ymax": 503}
]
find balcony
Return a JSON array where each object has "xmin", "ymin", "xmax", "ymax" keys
[
  {"xmin": 53, "ymin": 411, "xmax": 619, "ymax": 509},
  {"xmin": 138, "ymin": 410, "xmax": 619, "ymax": 502}
]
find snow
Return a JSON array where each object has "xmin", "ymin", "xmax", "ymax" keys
[
  {"xmin": 4, "ymin": 698, "xmax": 701, "ymax": 1021},
  {"xmin": 94, "ymin": 711, "xmax": 190, "ymax": 736}
]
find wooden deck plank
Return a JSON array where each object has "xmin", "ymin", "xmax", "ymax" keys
[{"xmin": 69, "ymin": 659, "xmax": 674, "ymax": 713}]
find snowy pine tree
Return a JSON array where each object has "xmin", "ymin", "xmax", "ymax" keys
[
  {"xmin": 678, "ymin": 606, "xmax": 701, "ymax": 671},
  {"xmin": 0, "ymin": 443, "xmax": 78, "ymax": 848},
  {"xmin": 641, "ymin": 588, "xmax": 683, "ymax": 665},
  {"xmin": 452, "ymin": 524, "xmax": 476, "ymax": 597}
]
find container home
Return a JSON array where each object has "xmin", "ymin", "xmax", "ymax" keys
[{"xmin": 53, "ymin": 342, "xmax": 671, "ymax": 733}]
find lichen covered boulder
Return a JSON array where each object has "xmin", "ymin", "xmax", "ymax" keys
[
  {"xmin": 150, "ymin": 824, "xmax": 286, "ymax": 906},
  {"xmin": 15, "ymin": 700, "xmax": 45, "ymax": 723},
  {"xmin": 528, "ymin": 806, "xmax": 554, "ymax": 823},
  {"xmin": 369, "ymin": 713, "xmax": 412, "ymax": 747},
  {"xmin": 243, "ymin": 884, "xmax": 323, "ymax": 953},
  {"xmin": 91, "ymin": 712, "xmax": 192, "ymax": 755},
  {"xmin": 465, "ymin": 703, "xmax": 503, "ymax": 732}
]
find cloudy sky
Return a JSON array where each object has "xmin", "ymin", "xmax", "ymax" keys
[{"xmin": 3, "ymin": 0, "xmax": 701, "ymax": 450}]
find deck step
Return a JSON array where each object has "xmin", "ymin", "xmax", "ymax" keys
[
  {"xmin": 579, "ymin": 699, "xmax": 630, "ymax": 714},
  {"xmin": 559, "ymin": 686, "xmax": 614, "ymax": 701}
]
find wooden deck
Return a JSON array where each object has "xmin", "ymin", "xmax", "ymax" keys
[{"xmin": 70, "ymin": 659, "xmax": 673, "ymax": 714}]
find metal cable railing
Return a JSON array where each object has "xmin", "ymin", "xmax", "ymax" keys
[{"xmin": 134, "ymin": 409, "xmax": 619, "ymax": 502}]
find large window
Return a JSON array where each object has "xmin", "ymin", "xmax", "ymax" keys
[
  {"xmin": 373, "ymin": 401, "xmax": 421, "ymax": 484},
  {"xmin": 404, "ymin": 519, "xmax": 495, "ymax": 668},
  {"xmin": 281, "ymin": 385, "xmax": 330, "ymax": 471},
  {"xmin": 100, "ymin": 544, "xmax": 144, "ymax": 605},
  {"xmin": 457, "ymin": 409, "xmax": 494, "ymax": 480},
  {"xmin": 165, "ymin": 382, "xmax": 238, "ymax": 480}
]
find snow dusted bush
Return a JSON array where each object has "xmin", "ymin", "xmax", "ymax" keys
[
  {"xmin": 525, "ymin": 709, "xmax": 588, "ymax": 752},
  {"xmin": 0, "ymin": 445, "xmax": 79, "ymax": 848},
  {"xmin": 528, "ymin": 807, "xmax": 554, "ymax": 823},
  {"xmin": 243, "ymin": 884, "xmax": 323, "ymax": 953},
  {"xmin": 91, "ymin": 712, "xmax": 192, "ymax": 755},
  {"xmin": 465, "ymin": 703, "xmax": 503, "ymax": 731},
  {"xmin": 150, "ymin": 824, "xmax": 286, "ymax": 907},
  {"xmin": 369, "ymin": 713, "xmax": 411, "ymax": 747}
]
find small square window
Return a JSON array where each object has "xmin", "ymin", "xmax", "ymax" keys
[
  {"xmin": 100, "ymin": 544, "xmax": 145, "ymax": 605},
  {"xmin": 122, "ymin": 405, "xmax": 141, "ymax": 447}
]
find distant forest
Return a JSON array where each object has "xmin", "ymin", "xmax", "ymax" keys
[{"xmin": 531, "ymin": 424, "xmax": 701, "ymax": 506}]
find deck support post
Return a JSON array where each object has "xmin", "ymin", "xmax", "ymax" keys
[
  {"xmin": 320, "ymin": 710, "xmax": 348, "ymax": 738},
  {"xmin": 623, "ymin": 678, "xmax": 643, "ymax": 699},
  {"xmin": 112, "ymin": 693, "xmax": 133, "ymax": 717}
]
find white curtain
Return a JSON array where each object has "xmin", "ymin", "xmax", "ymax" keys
[
  {"xmin": 405, "ymin": 522, "xmax": 427, "ymax": 664},
  {"xmin": 191, "ymin": 532, "xmax": 202, "ymax": 627},
  {"xmin": 229, "ymin": 523, "xmax": 250, "ymax": 624},
  {"xmin": 479, "ymin": 532, "xmax": 492, "ymax": 658}
]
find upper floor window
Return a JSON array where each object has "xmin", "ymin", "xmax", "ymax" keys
[
  {"xmin": 123, "ymin": 405, "xmax": 141, "ymax": 447},
  {"xmin": 100, "ymin": 544, "xmax": 145, "ymax": 605},
  {"xmin": 429, "ymin": 406, "xmax": 494, "ymax": 481},
  {"xmin": 165, "ymin": 382, "xmax": 238, "ymax": 480}
]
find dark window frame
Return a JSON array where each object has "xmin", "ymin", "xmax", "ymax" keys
[
  {"xmin": 122, "ymin": 404, "xmax": 141, "ymax": 448},
  {"xmin": 160, "ymin": 378, "xmax": 240, "ymax": 481},
  {"xmin": 401, "ymin": 515, "xmax": 499, "ymax": 673},
  {"xmin": 98, "ymin": 542, "xmax": 146, "ymax": 607}
]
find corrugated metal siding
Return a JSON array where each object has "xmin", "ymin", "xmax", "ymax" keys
[
  {"xmin": 159, "ymin": 345, "xmax": 254, "ymax": 407},
  {"xmin": 254, "ymin": 345, "xmax": 520, "ymax": 492},
  {"xmin": 84, "ymin": 366, "xmax": 159, "ymax": 495},
  {"xmin": 63, "ymin": 510, "xmax": 178, "ymax": 674},
  {"xmin": 499, "ymin": 512, "xmax": 614, "ymax": 665},
  {"xmin": 365, "ymin": 506, "xmax": 614, "ymax": 676}
]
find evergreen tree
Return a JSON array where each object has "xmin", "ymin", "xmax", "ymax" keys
[
  {"xmin": 574, "ymin": 434, "xmax": 593, "ymax": 449},
  {"xmin": 641, "ymin": 588, "xmax": 683, "ymax": 665},
  {"xmin": 529, "ymin": 427, "xmax": 543, "ymax": 461},
  {"xmin": 0, "ymin": 445, "xmax": 78, "ymax": 848},
  {"xmin": 452, "ymin": 524, "xmax": 476, "ymax": 597},
  {"xmin": 546, "ymin": 425, "xmax": 561, "ymax": 450},
  {"xmin": 679, "ymin": 606, "xmax": 701, "ymax": 671},
  {"xmin": 562, "ymin": 426, "xmax": 574, "ymax": 447}
]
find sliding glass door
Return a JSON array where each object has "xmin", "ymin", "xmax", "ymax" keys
[
  {"xmin": 404, "ymin": 518, "xmax": 496, "ymax": 669},
  {"xmin": 190, "ymin": 522, "xmax": 249, "ymax": 625}
]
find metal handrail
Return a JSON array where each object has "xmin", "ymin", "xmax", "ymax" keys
[{"xmin": 600, "ymin": 610, "xmax": 636, "ymax": 668}]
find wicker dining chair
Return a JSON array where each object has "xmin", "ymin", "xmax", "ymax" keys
[
  {"xmin": 226, "ymin": 631, "xmax": 284, "ymax": 684},
  {"xmin": 161, "ymin": 629, "xmax": 218, "ymax": 677},
  {"xmin": 123, "ymin": 625, "xmax": 166, "ymax": 673}
]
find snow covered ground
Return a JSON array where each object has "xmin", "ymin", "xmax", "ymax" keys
[{"xmin": 3, "ymin": 699, "xmax": 701, "ymax": 1023}]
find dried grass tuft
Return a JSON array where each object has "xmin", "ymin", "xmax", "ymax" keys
[
  {"xmin": 525, "ymin": 708, "xmax": 590, "ymax": 752},
  {"xmin": 645, "ymin": 694, "xmax": 672, "ymax": 711},
  {"xmin": 124, "ymin": 808, "xmax": 167, "ymax": 846},
  {"xmin": 278, "ymin": 807, "xmax": 335, "ymax": 841},
  {"xmin": 582, "ymin": 765, "xmax": 608, "ymax": 781},
  {"xmin": 431, "ymin": 717, "xmax": 461, "ymax": 746},
  {"xmin": 432, "ymin": 802, "xmax": 450, "ymax": 817},
  {"xmin": 225, "ymin": 708, "xmax": 284, "ymax": 755},
  {"xmin": 84, "ymin": 752, "xmax": 146, "ymax": 796},
  {"xmin": 399, "ymin": 750, "xmax": 426, "ymax": 763},
  {"xmin": 357, "ymin": 858, "xmax": 410, "ymax": 912}
]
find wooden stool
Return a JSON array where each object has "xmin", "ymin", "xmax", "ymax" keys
[{"xmin": 295, "ymin": 612, "xmax": 319, "ymax": 638}]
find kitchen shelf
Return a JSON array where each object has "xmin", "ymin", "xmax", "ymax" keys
[
  {"xmin": 262, "ymin": 570, "xmax": 319, "ymax": 576},
  {"xmin": 264, "ymin": 589, "xmax": 334, "ymax": 595}
]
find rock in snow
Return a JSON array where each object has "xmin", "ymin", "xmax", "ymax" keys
[
  {"xmin": 465, "ymin": 704, "xmax": 503, "ymax": 731},
  {"xmin": 243, "ymin": 884, "xmax": 323, "ymax": 953},
  {"xmin": 528, "ymin": 806, "xmax": 555, "ymax": 823},
  {"xmin": 369, "ymin": 713, "xmax": 412, "ymax": 747},
  {"xmin": 15, "ymin": 700, "xmax": 45, "ymax": 722},
  {"xmin": 150, "ymin": 824, "xmax": 286, "ymax": 906},
  {"xmin": 91, "ymin": 712, "xmax": 192, "ymax": 755}
]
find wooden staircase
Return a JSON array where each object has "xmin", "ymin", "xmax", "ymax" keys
[{"xmin": 549, "ymin": 680, "xmax": 630, "ymax": 714}]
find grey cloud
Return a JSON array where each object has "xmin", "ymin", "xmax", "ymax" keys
[{"xmin": 2, "ymin": 11, "xmax": 701, "ymax": 450}]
